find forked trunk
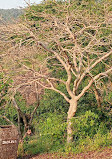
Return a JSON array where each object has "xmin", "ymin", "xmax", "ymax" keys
[{"xmin": 67, "ymin": 99, "xmax": 77, "ymax": 143}]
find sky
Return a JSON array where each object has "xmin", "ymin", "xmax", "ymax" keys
[{"xmin": 0, "ymin": 0, "xmax": 42, "ymax": 9}]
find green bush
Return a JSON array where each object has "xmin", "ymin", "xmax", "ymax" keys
[
  {"xmin": 38, "ymin": 88, "xmax": 69, "ymax": 115},
  {"xmin": 65, "ymin": 110, "xmax": 112, "ymax": 153},
  {"xmin": 35, "ymin": 113, "xmax": 67, "ymax": 152},
  {"xmin": 72, "ymin": 110, "xmax": 99, "ymax": 140},
  {"xmin": 18, "ymin": 113, "xmax": 66, "ymax": 156}
]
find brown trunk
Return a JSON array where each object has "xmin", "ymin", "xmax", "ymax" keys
[
  {"xmin": 67, "ymin": 99, "xmax": 77, "ymax": 143},
  {"xmin": 12, "ymin": 98, "xmax": 28, "ymax": 133}
]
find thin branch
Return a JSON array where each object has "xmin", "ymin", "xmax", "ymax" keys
[
  {"xmin": 36, "ymin": 81, "xmax": 70, "ymax": 103},
  {"xmin": 77, "ymin": 67, "xmax": 112, "ymax": 99},
  {"xmin": 0, "ymin": 115, "xmax": 15, "ymax": 125},
  {"xmin": 76, "ymin": 50, "xmax": 112, "ymax": 89}
]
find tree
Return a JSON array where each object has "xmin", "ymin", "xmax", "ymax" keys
[
  {"xmin": 0, "ymin": 0, "xmax": 112, "ymax": 143},
  {"xmin": 0, "ymin": 31, "xmax": 47, "ymax": 138},
  {"xmin": 11, "ymin": 70, "xmax": 45, "ymax": 138}
]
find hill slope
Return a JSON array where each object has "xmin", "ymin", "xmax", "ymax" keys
[{"xmin": 0, "ymin": 8, "xmax": 23, "ymax": 22}]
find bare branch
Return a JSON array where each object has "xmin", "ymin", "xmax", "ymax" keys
[
  {"xmin": 36, "ymin": 81, "xmax": 70, "ymax": 103},
  {"xmin": 77, "ymin": 67, "xmax": 112, "ymax": 99},
  {"xmin": 0, "ymin": 115, "xmax": 15, "ymax": 125},
  {"xmin": 76, "ymin": 50, "xmax": 112, "ymax": 89}
]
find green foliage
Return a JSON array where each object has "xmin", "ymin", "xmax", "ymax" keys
[
  {"xmin": 66, "ymin": 132, "xmax": 112, "ymax": 154},
  {"xmin": 77, "ymin": 92, "xmax": 97, "ymax": 114},
  {"xmin": 37, "ymin": 113, "xmax": 66, "ymax": 137},
  {"xmin": 38, "ymin": 88, "xmax": 69, "ymax": 115},
  {"xmin": 17, "ymin": 109, "xmax": 112, "ymax": 157},
  {"xmin": 0, "ymin": 74, "xmax": 13, "ymax": 125},
  {"xmin": 66, "ymin": 110, "xmax": 112, "ymax": 153},
  {"xmin": 0, "ymin": 104, "xmax": 17, "ymax": 125},
  {"xmin": 72, "ymin": 110, "xmax": 99, "ymax": 139},
  {"xmin": 20, "ymin": 113, "xmax": 66, "ymax": 156},
  {"xmin": 15, "ymin": 93, "xmax": 36, "ymax": 115}
]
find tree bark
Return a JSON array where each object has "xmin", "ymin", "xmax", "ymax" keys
[
  {"xmin": 67, "ymin": 99, "xmax": 77, "ymax": 143},
  {"xmin": 12, "ymin": 98, "xmax": 28, "ymax": 133}
]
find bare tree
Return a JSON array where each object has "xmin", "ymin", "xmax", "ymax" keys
[
  {"xmin": 0, "ymin": 0, "xmax": 112, "ymax": 143},
  {"xmin": 0, "ymin": 46, "xmax": 46, "ymax": 138}
]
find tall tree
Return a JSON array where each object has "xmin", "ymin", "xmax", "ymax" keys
[{"xmin": 0, "ymin": 0, "xmax": 112, "ymax": 143}]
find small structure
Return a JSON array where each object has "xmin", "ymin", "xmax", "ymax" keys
[{"xmin": 0, "ymin": 125, "xmax": 19, "ymax": 159}]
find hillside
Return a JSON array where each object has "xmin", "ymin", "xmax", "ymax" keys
[{"xmin": 0, "ymin": 8, "xmax": 23, "ymax": 22}]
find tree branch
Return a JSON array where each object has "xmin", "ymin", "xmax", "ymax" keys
[
  {"xmin": 0, "ymin": 115, "xmax": 15, "ymax": 125},
  {"xmin": 77, "ymin": 67, "xmax": 112, "ymax": 99},
  {"xmin": 76, "ymin": 50, "xmax": 112, "ymax": 89},
  {"xmin": 36, "ymin": 81, "xmax": 70, "ymax": 103}
]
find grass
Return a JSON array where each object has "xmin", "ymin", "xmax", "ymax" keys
[{"xmin": 17, "ymin": 131, "xmax": 112, "ymax": 158}]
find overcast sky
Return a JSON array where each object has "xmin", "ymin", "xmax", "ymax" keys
[{"xmin": 0, "ymin": 0, "xmax": 42, "ymax": 9}]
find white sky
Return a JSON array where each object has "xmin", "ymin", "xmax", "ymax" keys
[{"xmin": 0, "ymin": 0, "xmax": 42, "ymax": 9}]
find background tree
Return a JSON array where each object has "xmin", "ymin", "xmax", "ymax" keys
[{"xmin": 0, "ymin": 28, "xmax": 49, "ymax": 138}]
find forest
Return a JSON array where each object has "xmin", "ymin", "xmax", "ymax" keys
[{"xmin": 0, "ymin": 0, "xmax": 112, "ymax": 158}]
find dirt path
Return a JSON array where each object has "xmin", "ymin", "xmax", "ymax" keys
[{"xmin": 29, "ymin": 147, "xmax": 112, "ymax": 159}]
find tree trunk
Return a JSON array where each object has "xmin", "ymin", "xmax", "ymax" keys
[
  {"xmin": 12, "ymin": 98, "xmax": 28, "ymax": 133},
  {"xmin": 67, "ymin": 99, "xmax": 77, "ymax": 143}
]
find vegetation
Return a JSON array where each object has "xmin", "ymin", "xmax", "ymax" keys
[{"xmin": 0, "ymin": 0, "xmax": 112, "ymax": 158}]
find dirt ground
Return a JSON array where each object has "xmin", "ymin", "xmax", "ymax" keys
[{"xmin": 27, "ymin": 147, "xmax": 112, "ymax": 159}]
